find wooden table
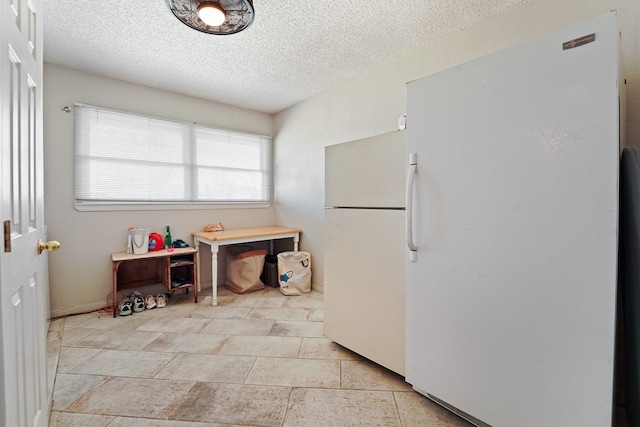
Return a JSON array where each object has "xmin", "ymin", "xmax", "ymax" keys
[
  {"xmin": 111, "ymin": 247, "xmax": 198, "ymax": 317},
  {"xmin": 192, "ymin": 226, "xmax": 301, "ymax": 305}
]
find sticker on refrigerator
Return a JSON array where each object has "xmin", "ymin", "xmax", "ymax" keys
[{"xmin": 562, "ymin": 33, "xmax": 595, "ymax": 50}]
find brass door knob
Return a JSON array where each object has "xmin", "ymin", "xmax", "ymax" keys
[{"xmin": 37, "ymin": 239, "xmax": 60, "ymax": 254}]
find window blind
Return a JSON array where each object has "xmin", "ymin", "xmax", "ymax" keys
[{"xmin": 74, "ymin": 104, "xmax": 272, "ymax": 208}]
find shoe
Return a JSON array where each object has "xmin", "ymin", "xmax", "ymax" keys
[
  {"xmin": 174, "ymin": 239, "xmax": 189, "ymax": 248},
  {"xmin": 130, "ymin": 291, "xmax": 145, "ymax": 312},
  {"xmin": 145, "ymin": 294, "xmax": 157, "ymax": 309},
  {"xmin": 156, "ymin": 293, "xmax": 167, "ymax": 308},
  {"xmin": 118, "ymin": 298, "xmax": 133, "ymax": 316}
]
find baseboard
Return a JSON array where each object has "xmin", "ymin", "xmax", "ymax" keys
[
  {"xmin": 311, "ymin": 281, "xmax": 323, "ymax": 293},
  {"xmin": 50, "ymin": 301, "xmax": 109, "ymax": 319},
  {"xmin": 50, "ymin": 280, "xmax": 319, "ymax": 318},
  {"xmin": 198, "ymin": 280, "xmax": 213, "ymax": 293}
]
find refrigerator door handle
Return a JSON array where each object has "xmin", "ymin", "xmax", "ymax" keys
[{"xmin": 406, "ymin": 153, "xmax": 418, "ymax": 262}]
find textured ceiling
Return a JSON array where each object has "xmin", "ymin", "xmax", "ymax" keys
[{"xmin": 43, "ymin": 0, "xmax": 529, "ymax": 114}]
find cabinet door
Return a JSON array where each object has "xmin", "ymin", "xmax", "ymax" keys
[
  {"xmin": 325, "ymin": 131, "xmax": 405, "ymax": 209},
  {"xmin": 324, "ymin": 208, "xmax": 405, "ymax": 375}
]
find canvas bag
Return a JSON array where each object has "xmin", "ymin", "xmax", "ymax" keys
[
  {"xmin": 224, "ymin": 246, "xmax": 267, "ymax": 294},
  {"xmin": 277, "ymin": 251, "xmax": 311, "ymax": 295}
]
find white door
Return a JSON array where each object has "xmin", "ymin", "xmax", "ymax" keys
[
  {"xmin": 406, "ymin": 13, "xmax": 621, "ymax": 427},
  {"xmin": 0, "ymin": 1, "xmax": 48, "ymax": 426}
]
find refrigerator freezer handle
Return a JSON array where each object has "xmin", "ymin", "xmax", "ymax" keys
[{"xmin": 406, "ymin": 153, "xmax": 418, "ymax": 262}]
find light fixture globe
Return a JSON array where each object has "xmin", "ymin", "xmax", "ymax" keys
[
  {"xmin": 166, "ymin": 0, "xmax": 254, "ymax": 35},
  {"xmin": 197, "ymin": 2, "xmax": 226, "ymax": 27}
]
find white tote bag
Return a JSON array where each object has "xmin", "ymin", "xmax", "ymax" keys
[{"xmin": 277, "ymin": 251, "xmax": 311, "ymax": 295}]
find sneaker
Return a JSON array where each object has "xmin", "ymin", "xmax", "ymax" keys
[{"xmin": 145, "ymin": 294, "xmax": 157, "ymax": 309}]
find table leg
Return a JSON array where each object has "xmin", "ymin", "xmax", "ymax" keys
[
  {"xmin": 293, "ymin": 233, "xmax": 299, "ymax": 251},
  {"xmin": 211, "ymin": 244, "xmax": 219, "ymax": 306},
  {"xmin": 193, "ymin": 256, "xmax": 198, "ymax": 303},
  {"xmin": 194, "ymin": 239, "xmax": 201, "ymax": 293},
  {"xmin": 112, "ymin": 261, "xmax": 120, "ymax": 318}
]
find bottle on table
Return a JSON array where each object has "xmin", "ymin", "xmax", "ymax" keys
[{"xmin": 165, "ymin": 225, "xmax": 173, "ymax": 252}]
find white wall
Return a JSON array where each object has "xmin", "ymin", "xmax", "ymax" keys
[
  {"xmin": 44, "ymin": 64, "xmax": 275, "ymax": 317},
  {"xmin": 44, "ymin": 0, "xmax": 640, "ymax": 315},
  {"xmin": 273, "ymin": 0, "xmax": 640, "ymax": 292}
]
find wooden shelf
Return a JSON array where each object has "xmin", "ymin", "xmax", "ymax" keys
[{"xmin": 111, "ymin": 247, "xmax": 198, "ymax": 317}]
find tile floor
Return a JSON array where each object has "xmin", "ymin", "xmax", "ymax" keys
[{"xmin": 47, "ymin": 286, "xmax": 473, "ymax": 427}]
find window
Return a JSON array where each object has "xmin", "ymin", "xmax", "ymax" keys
[{"xmin": 74, "ymin": 103, "xmax": 272, "ymax": 210}]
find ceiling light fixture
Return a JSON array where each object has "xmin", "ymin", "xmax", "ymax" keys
[{"xmin": 166, "ymin": 0, "xmax": 255, "ymax": 35}]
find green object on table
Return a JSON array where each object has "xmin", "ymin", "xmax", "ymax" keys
[{"xmin": 165, "ymin": 225, "xmax": 173, "ymax": 248}]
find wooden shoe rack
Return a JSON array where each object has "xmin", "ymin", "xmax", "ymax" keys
[{"xmin": 111, "ymin": 247, "xmax": 198, "ymax": 317}]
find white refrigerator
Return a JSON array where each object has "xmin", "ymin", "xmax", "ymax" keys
[
  {"xmin": 405, "ymin": 12, "xmax": 623, "ymax": 427},
  {"xmin": 324, "ymin": 130, "xmax": 406, "ymax": 375}
]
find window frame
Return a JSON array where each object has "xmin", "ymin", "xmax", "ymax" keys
[{"xmin": 73, "ymin": 103, "xmax": 273, "ymax": 212}]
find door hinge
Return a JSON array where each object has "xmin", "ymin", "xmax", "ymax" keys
[{"xmin": 4, "ymin": 220, "xmax": 11, "ymax": 252}]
